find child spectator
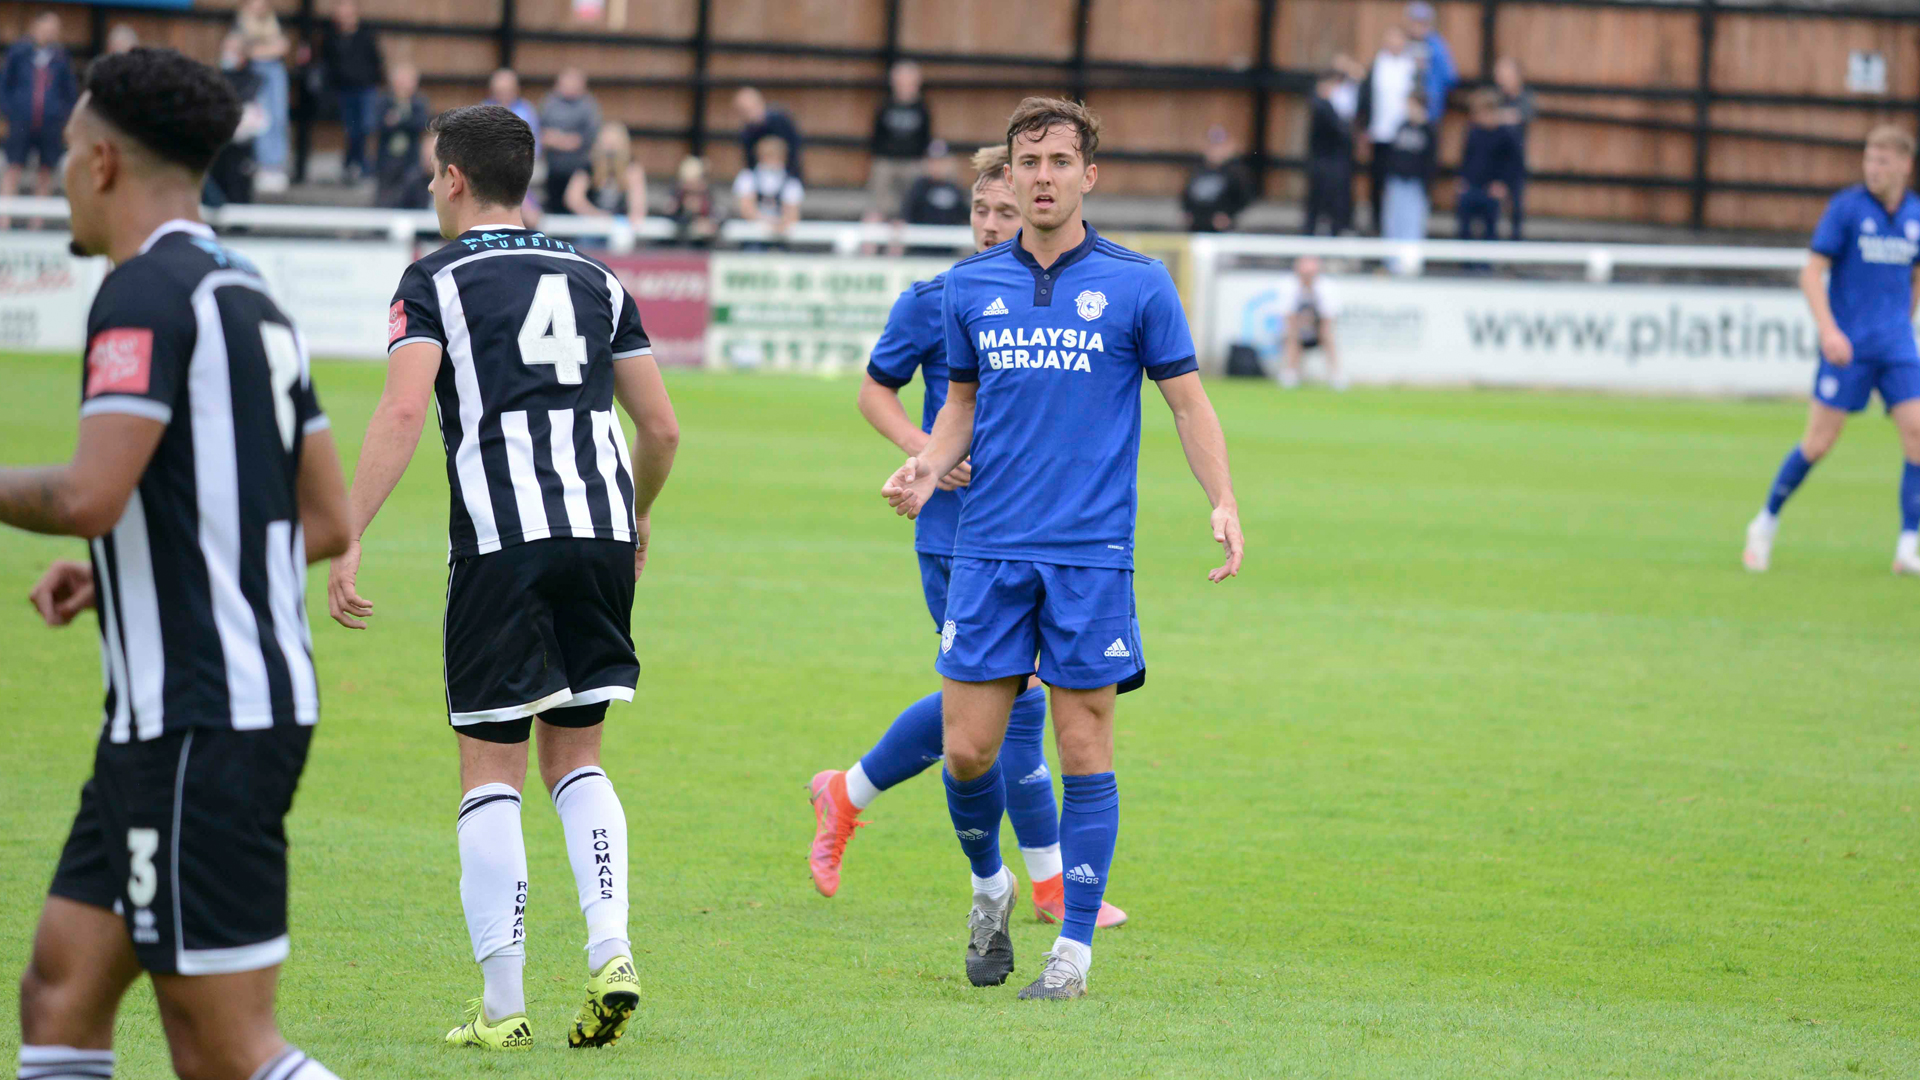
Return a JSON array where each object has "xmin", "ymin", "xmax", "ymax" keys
[
  {"xmin": 1, "ymin": 11, "xmax": 75, "ymax": 213},
  {"xmin": 669, "ymin": 156, "xmax": 719, "ymax": 245},
  {"xmin": 565, "ymin": 122, "xmax": 649, "ymax": 219},
  {"xmin": 373, "ymin": 64, "xmax": 430, "ymax": 209},
  {"xmin": 1378, "ymin": 92, "xmax": 1435, "ymax": 270},
  {"xmin": 733, "ymin": 135, "xmax": 803, "ymax": 246},
  {"xmin": 1455, "ymin": 88, "xmax": 1521, "ymax": 242},
  {"xmin": 1304, "ymin": 70, "xmax": 1356, "ymax": 236}
]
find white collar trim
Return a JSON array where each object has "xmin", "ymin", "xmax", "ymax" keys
[{"xmin": 138, "ymin": 218, "xmax": 215, "ymax": 255}]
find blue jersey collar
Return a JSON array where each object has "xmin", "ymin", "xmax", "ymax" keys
[{"xmin": 1010, "ymin": 222, "xmax": 1100, "ymax": 307}]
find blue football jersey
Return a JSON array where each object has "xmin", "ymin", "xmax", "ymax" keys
[
  {"xmin": 866, "ymin": 272, "xmax": 959, "ymax": 555},
  {"xmin": 1810, "ymin": 185, "xmax": 1920, "ymax": 365},
  {"xmin": 941, "ymin": 226, "xmax": 1198, "ymax": 570}
]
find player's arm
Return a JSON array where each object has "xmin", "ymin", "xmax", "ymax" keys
[
  {"xmin": 883, "ymin": 380, "xmax": 972, "ymax": 519},
  {"xmin": 1157, "ymin": 373, "xmax": 1243, "ymax": 582},
  {"xmin": 1800, "ymin": 253, "xmax": 1850, "ymax": 365},
  {"xmin": 327, "ymin": 340, "xmax": 440, "ymax": 628},
  {"xmin": 297, "ymin": 429, "xmax": 351, "ymax": 564},
  {"xmin": 857, "ymin": 375, "xmax": 926, "ymax": 456},
  {"xmin": 612, "ymin": 352, "xmax": 680, "ymax": 580}
]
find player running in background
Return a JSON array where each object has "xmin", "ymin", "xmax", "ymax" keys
[
  {"xmin": 325, "ymin": 105, "xmax": 680, "ymax": 1051},
  {"xmin": 884, "ymin": 98, "xmax": 1242, "ymax": 999},
  {"xmin": 1745, "ymin": 126, "xmax": 1920, "ymax": 574},
  {"xmin": 6, "ymin": 49, "xmax": 352, "ymax": 1080},
  {"xmin": 808, "ymin": 145, "xmax": 1126, "ymax": 930}
]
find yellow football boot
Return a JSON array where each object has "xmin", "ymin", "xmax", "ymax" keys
[
  {"xmin": 445, "ymin": 999, "xmax": 534, "ymax": 1050},
  {"xmin": 568, "ymin": 954, "xmax": 640, "ymax": 1048}
]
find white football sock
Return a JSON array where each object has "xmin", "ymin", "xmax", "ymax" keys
[
  {"xmin": 247, "ymin": 1045, "xmax": 341, "ymax": 1080},
  {"xmin": 1754, "ymin": 509, "xmax": 1779, "ymax": 531},
  {"xmin": 970, "ymin": 865, "xmax": 1013, "ymax": 903},
  {"xmin": 1899, "ymin": 531, "xmax": 1918, "ymax": 560},
  {"xmin": 551, "ymin": 766, "xmax": 630, "ymax": 970},
  {"xmin": 18, "ymin": 1044, "xmax": 113, "ymax": 1080},
  {"xmin": 844, "ymin": 762, "xmax": 881, "ymax": 809},
  {"xmin": 1050, "ymin": 935, "xmax": 1093, "ymax": 978},
  {"xmin": 457, "ymin": 783, "xmax": 527, "ymax": 1018},
  {"xmin": 1021, "ymin": 843, "xmax": 1063, "ymax": 882}
]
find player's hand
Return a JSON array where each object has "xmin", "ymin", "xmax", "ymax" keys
[
  {"xmin": 936, "ymin": 458, "xmax": 972, "ymax": 491},
  {"xmin": 634, "ymin": 515, "xmax": 651, "ymax": 581},
  {"xmin": 882, "ymin": 456, "xmax": 938, "ymax": 519},
  {"xmin": 1208, "ymin": 503, "xmax": 1244, "ymax": 583},
  {"xmin": 28, "ymin": 559, "xmax": 94, "ymax": 627},
  {"xmin": 1821, "ymin": 326, "xmax": 1854, "ymax": 366},
  {"xmin": 327, "ymin": 540, "xmax": 373, "ymax": 629}
]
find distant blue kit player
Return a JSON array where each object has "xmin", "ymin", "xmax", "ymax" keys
[
  {"xmin": 1745, "ymin": 126, "xmax": 1920, "ymax": 575},
  {"xmin": 884, "ymin": 97, "xmax": 1242, "ymax": 1000}
]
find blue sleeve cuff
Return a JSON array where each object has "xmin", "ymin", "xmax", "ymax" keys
[
  {"xmin": 1810, "ymin": 242, "xmax": 1843, "ymax": 259},
  {"xmin": 947, "ymin": 367, "xmax": 980, "ymax": 383},
  {"xmin": 1145, "ymin": 356, "xmax": 1199, "ymax": 381},
  {"xmin": 865, "ymin": 362, "xmax": 911, "ymax": 389}
]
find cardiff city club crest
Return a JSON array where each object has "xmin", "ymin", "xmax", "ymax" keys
[
  {"xmin": 1075, "ymin": 289, "xmax": 1108, "ymax": 321},
  {"xmin": 1906, "ymin": 220, "xmax": 1918, "ymax": 243}
]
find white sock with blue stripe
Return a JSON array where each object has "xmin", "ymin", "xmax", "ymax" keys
[{"xmin": 17, "ymin": 1045, "xmax": 113, "ymax": 1080}]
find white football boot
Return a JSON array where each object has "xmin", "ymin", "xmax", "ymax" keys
[{"xmin": 1743, "ymin": 512, "xmax": 1777, "ymax": 573}]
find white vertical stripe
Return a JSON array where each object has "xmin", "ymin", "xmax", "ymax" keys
[
  {"xmin": 92, "ymin": 536, "xmax": 133, "ymax": 744},
  {"xmin": 265, "ymin": 520, "xmax": 318, "ymax": 725},
  {"xmin": 605, "ymin": 406, "xmax": 636, "ymax": 538},
  {"xmin": 170, "ymin": 730, "xmax": 192, "ymax": 973},
  {"xmin": 497, "ymin": 410, "xmax": 551, "ymax": 542},
  {"xmin": 433, "ymin": 266, "xmax": 502, "ymax": 554},
  {"xmin": 190, "ymin": 274, "xmax": 272, "ymax": 729},
  {"xmin": 548, "ymin": 409, "xmax": 595, "ymax": 537},
  {"xmin": 589, "ymin": 411, "xmax": 631, "ymax": 542},
  {"xmin": 603, "ymin": 270, "xmax": 623, "ymax": 343},
  {"xmin": 114, "ymin": 490, "xmax": 167, "ymax": 739}
]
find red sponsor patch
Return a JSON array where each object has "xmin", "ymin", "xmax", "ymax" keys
[
  {"xmin": 388, "ymin": 300, "xmax": 407, "ymax": 344},
  {"xmin": 85, "ymin": 328, "xmax": 154, "ymax": 397}
]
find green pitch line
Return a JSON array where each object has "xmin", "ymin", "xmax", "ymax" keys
[{"xmin": 0, "ymin": 354, "xmax": 1914, "ymax": 1078}]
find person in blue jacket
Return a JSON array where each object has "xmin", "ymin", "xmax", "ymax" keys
[{"xmin": 1, "ymin": 10, "xmax": 77, "ymax": 212}]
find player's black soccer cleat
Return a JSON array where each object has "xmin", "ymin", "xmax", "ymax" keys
[{"xmin": 965, "ymin": 872, "xmax": 1018, "ymax": 987}]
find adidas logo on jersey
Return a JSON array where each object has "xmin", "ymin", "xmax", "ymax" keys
[
  {"xmin": 1065, "ymin": 863, "xmax": 1101, "ymax": 885},
  {"xmin": 982, "ymin": 296, "xmax": 1010, "ymax": 316},
  {"xmin": 1017, "ymin": 765, "xmax": 1051, "ymax": 786},
  {"xmin": 1104, "ymin": 639, "xmax": 1130, "ymax": 658}
]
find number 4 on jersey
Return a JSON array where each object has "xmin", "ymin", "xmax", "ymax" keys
[{"xmin": 519, "ymin": 273, "xmax": 589, "ymax": 384}]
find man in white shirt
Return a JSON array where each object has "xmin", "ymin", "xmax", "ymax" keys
[
  {"xmin": 732, "ymin": 133, "xmax": 803, "ymax": 246},
  {"xmin": 1360, "ymin": 25, "xmax": 1417, "ymax": 236},
  {"xmin": 1263, "ymin": 257, "xmax": 1345, "ymax": 390}
]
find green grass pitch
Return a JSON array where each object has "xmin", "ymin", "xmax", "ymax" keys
[{"xmin": 0, "ymin": 353, "xmax": 1915, "ymax": 1078}]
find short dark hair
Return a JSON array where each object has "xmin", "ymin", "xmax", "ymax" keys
[
  {"xmin": 1005, "ymin": 96, "xmax": 1101, "ymax": 162},
  {"xmin": 83, "ymin": 49, "xmax": 240, "ymax": 175},
  {"xmin": 428, "ymin": 105, "xmax": 536, "ymax": 208}
]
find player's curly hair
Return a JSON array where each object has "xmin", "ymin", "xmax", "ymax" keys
[
  {"xmin": 82, "ymin": 49, "xmax": 240, "ymax": 175},
  {"xmin": 1005, "ymin": 97, "xmax": 1101, "ymax": 162},
  {"xmin": 428, "ymin": 105, "xmax": 537, "ymax": 209},
  {"xmin": 969, "ymin": 144, "xmax": 1009, "ymax": 192}
]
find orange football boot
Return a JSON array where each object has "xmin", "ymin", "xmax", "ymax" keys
[
  {"xmin": 1031, "ymin": 873, "xmax": 1128, "ymax": 928},
  {"xmin": 806, "ymin": 769, "xmax": 867, "ymax": 897}
]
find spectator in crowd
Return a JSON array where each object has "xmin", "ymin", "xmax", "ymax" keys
[
  {"xmin": 105, "ymin": 23, "xmax": 139, "ymax": 55},
  {"xmin": 1494, "ymin": 56, "xmax": 1533, "ymax": 239},
  {"xmin": 1328, "ymin": 53, "xmax": 1364, "ymax": 123},
  {"xmin": 1182, "ymin": 124, "xmax": 1254, "ymax": 233},
  {"xmin": 383, "ymin": 129, "xmax": 435, "ymax": 211},
  {"xmin": 735, "ymin": 85, "xmax": 803, "ymax": 180},
  {"xmin": 487, "ymin": 67, "xmax": 540, "ymax": 155},
  {"xmin": 320, "ymin": 0, "xmax": 384, "ymax": 183},
  {"xmin": 373, "ymin": 63, "xmax": 430, "ymax": 209},
  {"xmin": 235, "ymin": 0, "xmax": 291, "ymax": 193},
  {"xmin": 669, "ymin": 155, "xmax": 719, "ymax": 245},
  {"xmin": 565, "ymin": 121, "xmax": 648, "ymax": 219},
  {"xmin": 1358, "ymin": 24, "xmax": 1417, "ymax": 235},
  {"xmin": 1456, "ymin": 88, "xmax": 1521, "ymax": 242},
  {"xmin": 1403, "ymin": 1, "xmax": 1457, "ymax": 123},
  {"xmin": 1304, "ymin": 71, "xmax": 1356, "ymax": 236},
  {"xmin": 1265, "ymin": 256, "xmax": 1345, "ymax": 391},
  {"xmin": 539, "ymin": 66, "xmax": 601, "ymax": 211},
  {"xmin": 1378, "ymin": 91, "xmax": 1435, "ymax": 269},
  {"xmin": 867, "ymin": 60, "xmax": 932, "ymax": 225},
  {"xmin": 733, "ymin": 133, "xmax": 803, "ymax": 247},
  {"xmin": 0, "ymin": 10, "xmax": 74, "ymax": 217},
  {"xmin": 900, "ymin": 140, "xmax": 968, "ymax": 225},
  {"xmin": 208, "ymin": 31, "xmax": 268, "ymax": 206}
]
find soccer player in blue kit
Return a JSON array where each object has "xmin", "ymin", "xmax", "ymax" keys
[
  {"xmin": 808, "ymin": 145, "xmax": 1127, "ymax": 931},
  {"xmin": 884, "ymin": 98, "xmax": 1243, "ymax": 999},
  {"xmin": 1745, "ymin": 125, "xmax": 1920, "ymax": 574}
]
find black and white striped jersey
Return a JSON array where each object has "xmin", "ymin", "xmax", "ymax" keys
[
  {"xmin": 79, "ymin": 220, "xmax": 328, "ymax": 743},
  {"xmin": 388, "ymin": 226, "xmax": 652, "ymax": 560}
]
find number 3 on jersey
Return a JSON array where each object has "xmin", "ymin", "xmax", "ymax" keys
[{"xmin": 519, "ymin": 273, "xmax": 588, "ymax": 384}]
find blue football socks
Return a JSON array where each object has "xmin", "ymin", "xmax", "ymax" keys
[
  {"xmin": 857, "ymin": 691, "xmax": 945, "ymax": 792},
  {"xmin": 1057, "ymin": 772, "xmax": 1119, "ymax": 946},
  {"xmin": 944, "ymin": 763, "xmax": 1006, "ymax": 879},
  {"xmin": 998, "ymin": 687, "xmax": 1059, "ymax": 851},
  {"xmin": 1902, "ymin": 462, "xmax": 1920, "ymax": 532},
  {"xmin": 1767, "ymin": 446, "xmax": 1816, "ymax": 516}
]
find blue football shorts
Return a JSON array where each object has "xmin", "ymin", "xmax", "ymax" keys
[
  {"xmin": 934, "ymin": 558, "xmax": 1145, "ymax": 692},
  {"xmin": 917, "ymin": 552, "xmax": 953, "ymax": 631},
  {"xmin": 1812, "ymin": 357, "xmax": 1920, "ymax": 413}
]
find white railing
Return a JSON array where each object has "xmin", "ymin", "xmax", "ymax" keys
[{"xmin": 0, "ymin": 196, "xmax": 977, "ymax": 254}]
